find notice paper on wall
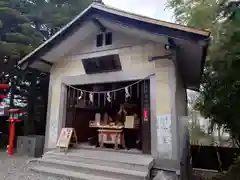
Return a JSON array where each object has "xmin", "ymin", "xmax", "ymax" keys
[{"xmin": 157, "ymin": 114, "xmax": 172, "ymax": 159}]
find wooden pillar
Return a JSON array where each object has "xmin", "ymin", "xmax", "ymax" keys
[
  {"xmin": 42, "ymin": 75, "xmax": 50, "ymax": 132},
  {"xmin": 141, "ymin": 80, "xmax": 151, "ymax": 154},
  {"xmin": 25, "ymin": 72, "xmax": 37, "ymax": 135},
  {"xmin": 65, "ymin": 87, "xmax": 75, "ymax": 127}
]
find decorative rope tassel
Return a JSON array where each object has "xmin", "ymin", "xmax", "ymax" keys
[
  {"xmin": 63, "ymin": 74, "xmax": 153, "ymax": 107},
  {"xmin": 89, "ymin": 92, "xmax": 94, "ymax": 104},
  {"xmin": 107, "ymin": 92, "xmax": 111, "ymax": 102},
  {"xmin": 76, "ymin": 90, "xmax": 79, "ymax": 105},
  {"xmin": 106, "ymin": 92, "xmax": 112, "ymax": 108},
  {"xmin": 125, "ymin": 86, "xmax": 130, "ymax": 101},
  {"xmin": 78, "ymin": 90, "xmax": 83, "ymax": 100}
]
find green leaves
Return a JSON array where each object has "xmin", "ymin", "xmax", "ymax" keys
[
  {"xmin": 5, "ymin": 32, "xmax": 33, "ymax": 44},
  {"xmin": 0, "ymin": 0, "xmax": 92, "ymax": 61},
  {"xmin": 0, "ymin": 0, "xmax": 93, "ymax": 100},
  {"xmin": 0, "ymin": 0, "xmax": 93, "ymax": 115},
  {"xmin": 0, "ymin": 6, "xmax": 28, "ymax": 23},
  {"xmin": 167, "ymin": 0, "xmax": 219, "ymax": 28},
  {"xmin": 196, "ymin": 2, "xmax": 240, "ymax": 145},
  {"xmin": 167, "ymin": 0, "xmax": 240, "ymax": 147}
]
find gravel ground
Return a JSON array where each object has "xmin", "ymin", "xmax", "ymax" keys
[{"xmin": 0, "ymin": 151, "xmax": 71, "ymax": 180}]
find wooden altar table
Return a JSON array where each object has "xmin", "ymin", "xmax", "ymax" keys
[{"xmin": 89, "ymin": 124, "xmax": 126, "ymax": 149}]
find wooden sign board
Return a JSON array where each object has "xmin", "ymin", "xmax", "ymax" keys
[{"xmin": 57, "ymin": 128, "xmax": 78, "ymax": 152}]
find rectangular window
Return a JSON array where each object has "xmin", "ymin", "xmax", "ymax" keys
[
  {"xmin": 82, "ymin": 54, "xmax": 121, "ymax": 74},
  {"xmin": 96, "ymin": 34, "xmax": 103, "ymax": 47},
  {"xmin": 105, "ymin": 32, "xmax": 112, "ymax": 45}
]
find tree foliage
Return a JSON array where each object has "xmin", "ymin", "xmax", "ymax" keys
[
  {"xmin": 0, "ymin": 0, "xmax": 92, "ymax": 88},
  {"xmin": 0, "ymin": 0, "xmax": 92, "ymax": 134},
  {"xmin": 167, "ymin": 0, "xmax": 240, "ymax": 145},
  {"xmin": 196, "ymin": 4, "xmax": 240, "ymax": 145},
  {"xmin": 0, "ymin": 0, "xmax": 92, "ymax": 62}
]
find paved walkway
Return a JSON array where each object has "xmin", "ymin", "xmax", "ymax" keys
[{"xmin": 0, "ymin": 151, "xmax": 71, "ymax": 180}]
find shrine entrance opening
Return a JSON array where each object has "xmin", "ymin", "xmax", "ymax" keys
[{"xmin": 65, "ymin": 80, "xmax": 151, "ymax": 154}]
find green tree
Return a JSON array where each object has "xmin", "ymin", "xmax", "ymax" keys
[
  {"xmin": 167, "ymin": 0, "xmax": 240, "ymax": 146},
  {"xmin": 166, "ymin": 0, "xmax": 223, "ymax": 50},
  {"xmin": 196, "ymin": 4, "xmax": 240, "ymax": 146},
  {"xmin": 0, "ymin": 0, "xmax": 92, "ymax": 135},
  {"xmin": 0, "ymin": 0, "xmax": 93, "ymax": 90},
  {"xmin": 0, "ymin": 0, "xmax": 92, "ymax": 64},
  {"xmin": 0, "ymin": 0, "xmax": 43, "ymax": 74}
]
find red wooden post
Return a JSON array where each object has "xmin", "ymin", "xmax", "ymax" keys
[
  {"xmin": 7, "ymin": 108, "xmax": 21, "ymax": 156},
  {"xmin": 8, "ymin": 121, "xmax": 16, "ymax": 156}
]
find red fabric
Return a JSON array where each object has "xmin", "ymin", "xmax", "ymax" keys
[{"xmin": 7, "ymin": 119, "xmax": 20, "ymax": 156}]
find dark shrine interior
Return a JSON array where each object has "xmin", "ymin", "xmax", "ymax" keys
[{"xmin": 66, "ymin": 80, "xmax": 144, "ymax": 151}]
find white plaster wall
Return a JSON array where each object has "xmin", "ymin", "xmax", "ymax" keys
[
  {"xmin": 69, "ymin": 31, "xmax": 147, "ymax": 56},
  {"xmin": 45, "ymin": 31, "xmax": 177, "ymax": 160}
]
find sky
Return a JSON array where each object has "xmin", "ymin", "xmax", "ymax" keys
[{"xmin": 103, "ymin": 0, "xmax": 174, "ymax": 23}]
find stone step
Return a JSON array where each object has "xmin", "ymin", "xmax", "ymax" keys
[
  {"xmin": 34, "ymin": 158, "xmax": 147, "ymax": 180},
  {"xmin": 43, "ymin": 153, "xmax": 149, "ymax": 172},
  {"xmin": 29, "ymin": 165, "xmax": 124, "ymax": 180},
  {"xmin": 44, "ymin": 149, "xmax": 153, "ymax": 167}
]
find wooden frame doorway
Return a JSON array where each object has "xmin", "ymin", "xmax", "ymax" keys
[{"xmin": 63, "ymin": 76, "xmax": 152, "ymax": 155}]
